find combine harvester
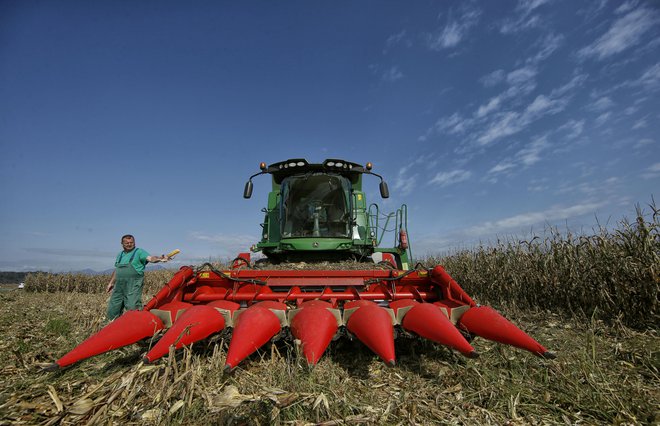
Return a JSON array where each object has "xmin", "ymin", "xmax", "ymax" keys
[{"xmin": 49, "ymin": 159, "xmax": 554, "ymax": 371}]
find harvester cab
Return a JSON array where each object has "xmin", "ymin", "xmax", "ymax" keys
[{"xmin": 243, "ymin": 159, "xmax": 409, "ymax": 268}]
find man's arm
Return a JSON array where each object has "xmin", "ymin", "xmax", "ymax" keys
[
  {"xmin": 146, "ymin": 254, "xmax": 169, "ymax": 263},
  {"xmin": 106, "ymin": 270, "xmax": 116, "ymax": 293}
]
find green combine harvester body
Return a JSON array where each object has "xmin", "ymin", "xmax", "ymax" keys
[
  {"xmin": 244, "ymin": 158, "xmax": 411, "ymax": 269},
  {"xmin": 50, "ymin": 157, "xmax": 554, "ymax": 372}
]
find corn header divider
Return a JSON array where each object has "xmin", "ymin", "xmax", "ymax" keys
[{"xmin": 48, "ymin": 159, "xmax": 554, "ymax": 372}]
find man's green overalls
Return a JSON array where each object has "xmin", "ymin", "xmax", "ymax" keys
[{"xmin": 107, "ymin": 249, "xmax": 145, "ymax": 320}]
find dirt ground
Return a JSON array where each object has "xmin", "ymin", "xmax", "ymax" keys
[{"xmin": 0, "ymin": 291, "xmax": 657, "ymax": 425}]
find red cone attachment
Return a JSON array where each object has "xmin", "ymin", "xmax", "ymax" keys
[
  {"xmin": 459, "ymin": 306, "xmax": 551, "ymax": 357},
  {"xmin": 402, "ymin": 303, "xmax": 477, "ymax": 357},
  {"xmin": 290, "ymin": 301, "xmax": 338, "ymax": 364},
  {"xmin": 345, "ymin": 301, "xmax": 395, "ymax": 365},
  {"xmin": 144, "ymin": 305, "xmax": 226, "ymax": 362},
  {"xmin": 224, "ymin": 302, "xmax": 286, "ymax": 371},
  {"xmin": 53, "ymin": 310, "xmax": 164, "ymax": 369},
  {"xmin": 207, "ymin": 300, "xmax": 241, "ymax": 313}
]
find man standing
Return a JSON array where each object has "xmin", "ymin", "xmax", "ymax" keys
[{"xmin": 106, "ymin": 234, "xmax": 170, "ymax": 320}]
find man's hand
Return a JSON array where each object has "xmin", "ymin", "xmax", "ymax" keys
[{"xmin": 106, "ymin": 282, "xmax": 114, "ymax": 293}]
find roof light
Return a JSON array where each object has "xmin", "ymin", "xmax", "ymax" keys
[
  {"xmin": 335, "ymin": 162, "xmax": 343, "ymax": 167},
  {"xmin": 366, "ymin": 162, "xmax": 373, "ymax": 170},
  {"xmin": 259, "ymin": 162, "xmax": 267, "ymax": 171},
  {"xmin": 327, "ymin": 161, "xmax": 335, "ymax": 166},
  {"xmin": 289, "ymin": 162, "xmax": 297, "ymax": 167},
  {"xmin": 297, "ymin": 161, "xmax": 305, "ymax": 166}
]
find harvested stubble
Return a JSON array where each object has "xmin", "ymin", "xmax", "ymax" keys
[{"xmin": 0, "ymin": 291, "xmax": 658, "ymax": 425}]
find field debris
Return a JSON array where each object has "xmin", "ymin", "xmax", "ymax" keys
[{"xmin": 0, "ymin": 290, "xmax": 657, "ymax": 425}]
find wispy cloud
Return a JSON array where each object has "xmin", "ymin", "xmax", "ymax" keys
[
  {"xmin": 489, "ymin": 135, "xmax": 549, "ymax": 176},
  {"xmin": 594, "ymin": 111, "xmax": 612, "ymax": 127},
  {"xmin": 427, "ymin": 6, "xmax": 481, "ymax": 50},
  {"xmin": 630, "ymin": 62, "xmax": 660, "ymax": 91},
  {"xmin": 480, "ymin": 69, "xmax": 505, "ymax": 87},
  {"xmin": 499, "ymin": 0, "xmax": 552, "ymax": 34},
  {"xmin": 527, "ymin": 32, "xmax": 564, "ymax": 64},
  {"xmin": 189, "ymin": 232, "xmax": 257, "ymax": 254},
  {"xmin": 381, "ymin": 66, "xmax": 404, "ymax": 82},
  {"xmin": 476, "ymin": 91, "xmax": 570, "ymax": 146},
  {"xmin": 641, "ymin": 162, "xmax": 660, "ymax": 179},
  {"xmin": 558, "ymin": 119, "xmax": 585, "ymax": 139},
  {"xmin": 465, "ymin": 201, "xmax": 606, "ymax": 236},
  {"xmin": 635, "ymin": 138, "xmax": 655, "ymax": 149},
  {"xmin": 476, "ymin": 96, "xmax": 502, "ymax": 118},
  {"xmin": 632, "ymin": 117, "xmax": 647, "ymax": 129},
  {"xmin": 384, "ymin": 30, "xmax": 408, "ymax": 53},
  {"xmin": 393, "ymin": 163, "xmax": 419, "ymax": 196},
  {"xmin": 433, "ymin": 112, "xmax": 473, "ymax": 135},
  {"xmin": 429, "ymin": 169, "xmax": 472, "ymax": 187},
  {"xmin": 23, "ymin": 248, "xmax": 115, "ymax": 258},
  {"xmin": 587, "ymin": 96, "xmax": 615, "ymax": 112},
  {"xmin": 426, "ymin": 68, "xmax": 586, "ymax": 150},
  {"xmin": 578, "ymin": 6, "xmax": 659, "ymax": 60}
]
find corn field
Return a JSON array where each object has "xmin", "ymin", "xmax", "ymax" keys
[{"xmin": 435, "ymin": 204, "xmax": 659, "ymax": 329}]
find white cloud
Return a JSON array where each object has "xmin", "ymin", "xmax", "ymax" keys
[
  {"xmin": 578, "ymin": 7, "xmax": 659, "ymax": 60},
  {"xmin": 384, "ymin": 30, "xmax": 407, "ymax": 51},
  {"xmin": 189, "ymin": 232, "xmax": 257, "ymax": 254},
  {"xmin": 24, "ymin": 248, "xmax": 115, "ymax": 258},
  {"xmin": 465, "ymin": 201, "xmax": 606, "ymax": 236},
  {"xmin": 429, "ymin": 169, "xmax": 472, "ymax": 187},
  {"xmin": 427, "ymin": 7, "xmax": 481, "ymax": 50},
  {"xmin": 527, "ymin": 33, "xmax": 564, "ymax": 64},
  {"xmin": 477, "ymin": 91, "xmax": 569, "ymax": 146},
  {"xmin": 507, "ymin": 65, "xmax": 537, "ymax": 86},
  {"xmin": 499, "ymin": 0, "xmax": 552, "ymax": 34},
  {"xmin": 518, "ymin": 136, "xmax": 549, "ymax": 166},
  {"xmin": 480, "ymin": 69, "xmax": 505, "ymax": 87},
  {"xmin": 381, "ymin": 66, "xmax": 404, "ymax": 82},
  {"xmin": 641, "ymin": 162, "xmax": 660, "ymax": 179},
  {"xmin": 489, "ymin": 161, "xmax": 516, "ymax": 174},
  {"xmin": 587, "ymin": 96, "xmax": 615, "ymax": 112},
  {"xmin": 594, "ymin": 111, "xmax": 612, "ymax": 127},
  {"xmin": 516, "ymin": 0, "xmax": 553, "ymax": 16},
  {"xmin": 632, "ymin": 117, "xmax": 647, "ymax": 129},
  {"xmin": 393, "ymin": 164, "xmax": 418, "ymax": 196},
  {"xmin": 426, "ymin": 70, "xmax": 585, "ymax": 151},
  {"xmin": 525, "ymin": 94, "xmax": 567, "ymax": 116},
  {"xmin": 477, "ymin": 112, "xmax": 523, "ymax": 146},
  {"xmin": 504, "ymin": 65, "xmax": 538, "ymax": 97},
  {"xmin": 615, "ymin": 1, "xmax": 638, "ymax": 15},
  {"xmin": 476, "ymin": 96, "xmax": 502, "ymax": 118},
  {"xmin": 635, "ymin": 138, "xmax": 655, "ymax": 149},
  {"xmin": 633, "ymin": 62, "xmax": 660, "ymax": 90},
  {"xmin": 434, "ymin": 112, "xmax": 473, "ymax": 135},
  {"xmin": 558, "ymin": 119, "xmax": 585, "ymax": 139},
  {"xmin": 488, "ymin": 136, "xmax": 549, "ymax": 176}
]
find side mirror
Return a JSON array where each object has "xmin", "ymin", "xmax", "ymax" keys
[
  {"xmin": 379, "ymin": 181, "xmax": 390, "ymax": 199},
  {"xmin": 243, "ymin": 181, "xmax": 253, "ymax": 199}
]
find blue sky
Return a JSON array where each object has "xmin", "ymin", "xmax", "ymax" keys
[{"xmin": 1, "ymin": 1, "xmax": 658, "ymax": 272}]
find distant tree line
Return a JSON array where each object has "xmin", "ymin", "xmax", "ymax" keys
[{"xmin": 0, "ymin": 271, "xmax": 32, "ymax": 284}]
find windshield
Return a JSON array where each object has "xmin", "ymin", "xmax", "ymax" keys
[{"xmin": 281, "ymin": 174, "xmax": 351, "ymax": 238}]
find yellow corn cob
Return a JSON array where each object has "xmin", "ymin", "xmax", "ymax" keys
[{"xmin": 166, "ymin": 249, "xmax": 180, "ymax": 258}]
